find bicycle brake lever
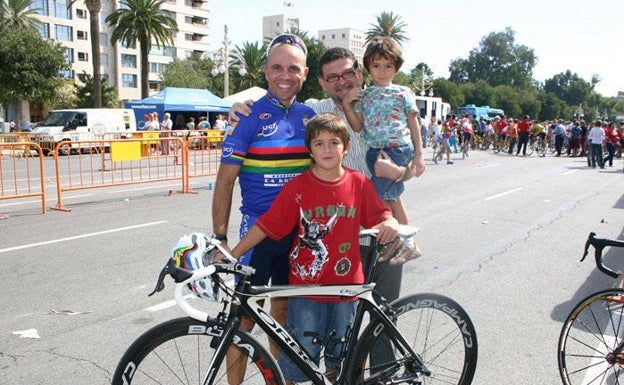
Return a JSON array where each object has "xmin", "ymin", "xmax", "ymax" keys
[
  {"xmin": 580, "ymin": 232, "xmax": 596, "ymax": 262},
  {"xmin": 148, "ymin": 259, "xmax": 173, "ymax": 297}
]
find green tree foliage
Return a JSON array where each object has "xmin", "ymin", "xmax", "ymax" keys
[
  {"xmin": 459, "ymin": 80, "xmax": 494, "ymax": 108},
  {"xmin": 75, "ymin": 72, "xmax": 119, "ymax": 108},
  {"xmin": 365, "ymin": 11, "xmax": 409, "ymax": 45},
  {"xmin": 106, "ymin": 0, "xmax": 177, "ymax": 99},
  {"xmin": 543, "ymin": 70, "xmax": 593, "ymax": 106},
  {"xmin": 449, "ymin": 27, "xmax": 536, "ymax": 89},
  {"xmin": 291, "ymin": 30, "xmax": 325, "ymax": 101},
  {"xmin": 432, "ymin": 78, "xmax": 464, "ymax": 112},
  {"xmin": 161, "ymin": 57, "xmax": 212, "ymax": 89},
  {"xmin": 0, "ymin": 27, "xmax": 69, "ymax": 108}
]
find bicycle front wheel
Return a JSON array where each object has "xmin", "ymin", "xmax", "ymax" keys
[
  {"xmin": 112, "ymin": 317, "xmax": 285, "ymax": 385},
  {"xmin": 558, "ymin": 288, "xmax": 624, "ymax": 385},
  {"xmin": 349, "ymin": 293, "xmax": 478, "ymax": 385}
]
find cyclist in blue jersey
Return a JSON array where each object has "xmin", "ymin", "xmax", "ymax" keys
[{"xmin": 211, "ymin": 33, "xmax": 314, "ymax": 384}]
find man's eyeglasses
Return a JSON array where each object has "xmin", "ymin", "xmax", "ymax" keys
[
  {"xmin": 268, "ymin": 34, "xmax": 307, "ymax": 55},
  {"xmin": 324, "ymin": 69, "xmax": 357, "ymax": 84}
]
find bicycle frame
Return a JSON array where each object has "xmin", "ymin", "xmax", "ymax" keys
[{"xmin": 172, "ymin": 262, "xmax": 429, "ymax": 385}]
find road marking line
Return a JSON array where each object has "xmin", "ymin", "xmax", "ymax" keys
[
  {"xmin": 484, "ymin": 187, "xmax": 523, "ymax": 201},
  {"xmin": 561, "ymin": 170, "xmax": 579, "ymax": 176},
  {"xmin": 0, "ymin": 221, "xmax": 166, "ymax": 254}
]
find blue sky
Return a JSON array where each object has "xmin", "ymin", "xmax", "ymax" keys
[{"xmin": 208, "ymin": 0, "xmax": 623, "ymax": 97}]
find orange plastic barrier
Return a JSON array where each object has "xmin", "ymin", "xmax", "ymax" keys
[
  {"xmin": 0, "ymin": 142, "xmax": 47, "ymax": 213},
  {"xmin": 1, "ymin": 130, "xmax": 226, "ymax": 214},
  {"xmin": 51, "ymin": 137, "xmax": 189, "ymax": 211},
  {"xmin": 181, "ymin": 129, "xmax": 223, "ymax": 183}
]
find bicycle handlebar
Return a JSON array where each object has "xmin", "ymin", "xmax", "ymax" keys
[
  {"xmin": 581, "ymin": 232, "xmax": 624, "ymax": 279},
  {"xmin": 157, "ymin": 226, "xmax": 420, "ymax": 321}
]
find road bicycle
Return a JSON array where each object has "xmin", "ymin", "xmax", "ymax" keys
[
  {"xmin": 531, "ymin": 135, "xmax": 548, "ymax": 157},
  {"xmin": 523, "ymin": 135, "xmax": 547, "ymax": 157},
  {"xmin": 493, "ymin": 136, "xmax": 510, "ymax": 154},
  {"xmin": 558, "ymin": 232, "xmax": 624, "ymax": 385},
  {"xmin": 112, "ymin": 228, "xmax": 478, "ymax": 385}
]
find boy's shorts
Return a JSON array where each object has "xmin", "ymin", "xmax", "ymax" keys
[
  {"xmin": 278, "ymin": 297, "xmax": 357, "ymax": 383},
  {"xmin": 366, "ymin": 146, "xmax": 414, "ymax": 201},
  {"xmin": 239, "ymin": 214, "xmax": 295, "ymax": 285}
]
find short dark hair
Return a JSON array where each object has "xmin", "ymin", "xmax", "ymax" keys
[
  {"xmin": 305, "ymin": 113, "xmax": 351, "ymax": 153},
  {"xmin": 318, "ymin": 47, "xmax": 358, "ymax": 77},
  {"xmin": 362, "ymin": 36, "xmax": 404, "ymax": 72}
]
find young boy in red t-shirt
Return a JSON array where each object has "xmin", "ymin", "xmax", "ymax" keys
[{"xmin": 230, "ymin": 112, "xmax": 399, "ymax": 384}]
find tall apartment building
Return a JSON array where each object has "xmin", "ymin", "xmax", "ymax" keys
[
  {"xmin": 262, "ymin": 14, "xmax": 299, "ymax": 43},
  {"xmin": 31, "ymin": 0, "xmax": 213, "ymax": 109},
  {"xmin": 318, "ymin": 28, "xmax": 365, "ymax": 66}
]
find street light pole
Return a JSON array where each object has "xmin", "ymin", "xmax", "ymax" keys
[
  {"xmin": 211, "ymin": 24, "xmax": 247, "ymax": 98},
  {"xmin": 222, "ymin": 25, "xmax": 229, "ymax": 97},
  {"xmin": 413, "ymin": 66, "xmax": 433, "ymax": 97}
]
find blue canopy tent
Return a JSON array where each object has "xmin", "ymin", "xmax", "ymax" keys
[{"xmin": 125, "ymin": 87, "xmax": 233, "ymax": 129}]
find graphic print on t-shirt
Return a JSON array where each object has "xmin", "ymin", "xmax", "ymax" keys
[{"xmin": 290, "ymin": 205, "xmax": 341, "ymax": 281}]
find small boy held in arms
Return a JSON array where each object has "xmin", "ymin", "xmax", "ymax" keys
[
  {"xmin": 342, "ymin": 36, "xmax": 424, "ymax": 264},
  {"xmin": 229, "ymin": 113, "xmax": 399, "ymax": 384}
]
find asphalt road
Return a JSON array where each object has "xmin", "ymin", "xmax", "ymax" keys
[{"xmin": 1, "ymin": 148, "xmax": 623, "ymax": 384}]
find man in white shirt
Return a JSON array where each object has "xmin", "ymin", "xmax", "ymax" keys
[
  {"xmin": 159, "ymin": 112, "xmax": 173, "ymax": 155},
  {"xmin": 587, "ymin": 120, "xmax": 605, "ymax": 169}
]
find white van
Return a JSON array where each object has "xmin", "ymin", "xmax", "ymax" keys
[{"xmin": 33, "ymin": 108, "xmax": 137, "ymax": 155}]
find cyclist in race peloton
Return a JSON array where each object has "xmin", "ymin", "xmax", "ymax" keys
[
  {"xmin": 227, "ymin": 113, "xmax": 401, "ymax": 384},
  {"xmin": 211, "ymin": 33, "xmax": 314, "ymax": 383},
  {"xmin": 532, "ymin": 120, "xmax": 547, "ymax": 149},
  {"xmin": 460, "ymin": 115, "xmax": 474, "ymax": 158}
]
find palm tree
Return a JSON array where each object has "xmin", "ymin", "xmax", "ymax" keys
[
  {"xmin": 106, "ymin": 0, "xmax": 177, "ymax": 99},
  {"xmin": 0, "ymin": 0, "xmax": 41, "ymax": 123},
  {"xmin": 68, "ymin": 0, "xmax": 103, "ymax": 107},
  {"xmin": 0, "ymin": 0, "xmax": 41, "ymax": 31},
  {"xmin": 232, "ymin": 41, "xmax": 266, "ymax": 91},
  {"xmin": 365, "ymin": 11, "xmax": 409, "ymax": 46}
]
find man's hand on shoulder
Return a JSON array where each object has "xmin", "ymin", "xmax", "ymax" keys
[{"xmin": 228, "ymin": 100, "xmax": 254, "ymax": 124}]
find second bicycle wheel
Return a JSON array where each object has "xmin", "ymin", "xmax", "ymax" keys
[
  {"xmin": 559, "ymin": 288, "xmax": 624, "ymax": 385},
  {"xmin": 111, "ymin": 317, "xmax": 285, "ymax": 385},
  {"xmin": 349, "ymin": 293, "xmax": 478, "ymax": 385}
]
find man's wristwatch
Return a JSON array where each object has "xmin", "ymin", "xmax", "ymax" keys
[{"xmin": 212, "ymin": 233, "xmax": 228, "ymax": 242}]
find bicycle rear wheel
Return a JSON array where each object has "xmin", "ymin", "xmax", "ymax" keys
[
  {"xmin": 349, "ymin": 293, "xmax": 478, "ymax": 385},
  {"xmin": 536, "ymin": 140, "xmax": 547, "ymax": 157},
  {"xmin": 112, "ymin": 317, "xmax": 285, "ymax": 385},
  {"xmin": 558, "ymin": 288, "xmax": 624, "ymax": 385}
]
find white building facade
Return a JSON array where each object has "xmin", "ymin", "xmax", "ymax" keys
[
  {"xmin": 262, "ymin": 14, "xmax": 299, "ymax": 43},
  {"xmin": 31, "ymin": 0, "xmax": 212, "ymax": 107},
  {"xmin": 318, "ymin": 27, "xmax": 365, "ymax": 67}
]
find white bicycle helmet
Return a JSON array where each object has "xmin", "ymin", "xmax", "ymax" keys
[{"xmin": 172, "ymin": 233, "xmax": 218, "ymax": 300}]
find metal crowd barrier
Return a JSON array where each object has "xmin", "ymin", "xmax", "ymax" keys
[
  {"xmin": 0, "ymin": 130, "xmax": 226, "ymax": 214},
  {"xmin": 0, "ymin": 141, "xmax": 47, "ymax": 213}
]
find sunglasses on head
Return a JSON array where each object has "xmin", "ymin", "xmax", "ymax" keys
[{"xmin": 268, "ymin": 34, "xmax": 308, "ymax": 55}]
